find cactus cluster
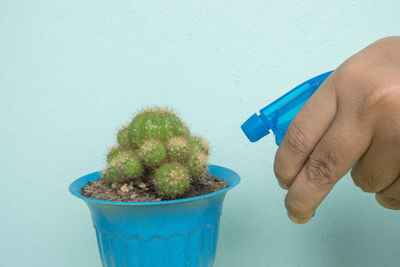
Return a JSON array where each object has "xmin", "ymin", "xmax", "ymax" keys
[{"xmin": 102, "ymin": 107, "xmax": 209, "ymax": 198}]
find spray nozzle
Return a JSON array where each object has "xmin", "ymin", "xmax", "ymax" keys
[{"xmin": 241, "ymin": 71, "xmax": 333, "ymax": 145}]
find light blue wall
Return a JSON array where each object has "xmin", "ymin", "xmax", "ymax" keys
[{"xmin": 1, "ymin": 1, "xmax": 399, "ymax": 266}]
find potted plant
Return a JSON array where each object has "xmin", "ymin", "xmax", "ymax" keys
[{"xmin": 69, "ymin": 107, "xmax": 240, "ymax": 267}]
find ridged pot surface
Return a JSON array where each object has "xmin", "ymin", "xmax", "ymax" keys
[{"xmin": 70, "ymin": 165, "xmax": 240, "ymax": 267}]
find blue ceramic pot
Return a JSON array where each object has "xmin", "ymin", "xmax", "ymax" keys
[{"xmin": 69, "ymin": 165, "xmax": 240, "ymax": 267}]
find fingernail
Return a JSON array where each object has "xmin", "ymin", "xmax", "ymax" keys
[
  {"xmin": 287, "ymin": 210, "xmax": 312, "ymax": 224},
  {"xmin": 278, "ymin": 181, "xmax": 289, "ymax": 190}
]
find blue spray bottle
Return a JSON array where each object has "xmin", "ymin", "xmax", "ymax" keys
[
  {"xmin": 241, "ymin": 71, "xmax": 334, "ymax": 218},
  {"xmin": 241, "ymin": 71, "xmax": 333, "ymax": 145}
]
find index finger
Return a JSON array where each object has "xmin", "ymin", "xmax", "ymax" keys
[
  {"xmin": 274, "ymin": 73, "xmax": 338, "ymax": 189},
  {"xmin": 284, "ymin": 113, "xmax": 372, "ymax": 223}
]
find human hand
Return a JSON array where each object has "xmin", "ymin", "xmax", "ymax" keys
[{"xmin": 274, "ymin": 36, "xmax": 400, "ymax": 224}]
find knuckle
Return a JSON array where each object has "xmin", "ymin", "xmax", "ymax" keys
[
  {"xmin": 376, "ymin": 192, "xmax": 400, "ymax": 210},
  {"xmin": 375, "ymin": 36, "xmax": 400, "ymax": 46},
  {"xmin": 362, "ymin": 175, "xmax": 381, "ymax": 193},
  {"xmin": 366, "ymin": 87, "xmax": 400, "ymax": 115},
  {"xmin": 351, "ymin": 167, "xmax": 384, "ymax": 193},
  {"xmin": 284, "ymin": 122, "xmax": 310, "ymax": 155},
  {"xmin": 338, "ymin": 60, "xmax": 367, "ymax": 84},
  {"xmin": 306, "ymin": 155, "xmax": 338, "ymax": 187},
  {"xmin": 337, "ymin": 48, "xmax": 400, "ymax": 117}
]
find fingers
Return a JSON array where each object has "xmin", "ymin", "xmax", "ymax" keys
[
  {"xmin": 274, "ymin": 74, "xmax": 337, "ymax": 189},
  {"xmin": 284, "ymin": 114, "xmax": 373, "ymax": 224},
  {"xmin": 353, "ymin": 124, "xmax": 400, "ymax": 210},
  {"xmin": 351, "ymin": 136, "xmax": 400, "ymax": 193},
  {"xmin": 376, "ymin": 178, "xmax": 400, "ymax": 210}
]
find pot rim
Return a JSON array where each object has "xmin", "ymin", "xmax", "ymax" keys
[{"xmin": 69, "ymin": 164, "xmax": 240, "ymax": 206}]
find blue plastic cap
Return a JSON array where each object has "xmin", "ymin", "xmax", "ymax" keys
[{"xmin": 241, "ymin": 113, "xmax": 270, "ymax": 142}]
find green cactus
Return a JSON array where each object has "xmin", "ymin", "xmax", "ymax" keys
[
  {"xmin": 154, "ymin": 163, "xmax": 190, "ymax": 197},
  {"xmin": 103, "ymin": 151, "xmax": 142, "ymax": 184},
  {"xmin": 102, "ymin": 107, "xmax": 210, "ymax": 198},
  {"xmin": 102, "ymin": 165, "xmax": 122, "ymax": 184},
  {"xmin": 127, "ymin": 108, "xmax": 190, "ymax": 148},
  {"xmin": 117, "ymin": 125, "xmax": 130, "ymax": 148},
  {"xmin": 187, "ymin": 152, "xmax": 208, "ymax": 177},
  {"xmin": 138, "ymin": 139, "xmax": 167, "ymax": 167},
  {"xmin": 106, "ymin": 146, "xmax": 123, "ymax": 162},
  {"xmin": 166, "ymin": 136, "xmax": 190, "ymax": 163},
  {"xmin": 189, "ymin": 136, "xmax": 209, "ymax": 155}
]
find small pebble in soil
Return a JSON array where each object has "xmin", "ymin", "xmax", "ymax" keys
[
  {"xmin": 120, "ymin": 183, "xmax": 130, "ymax": 193},
  {"xmin": 82, "ymin": 173, "xmax": 228, "ymax": 202},
  {"xmin": 138, "ymin": 182, "xmax": 147, "ymax": 190}
]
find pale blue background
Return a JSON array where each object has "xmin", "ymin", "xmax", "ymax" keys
[{"xmin": 1, "ymin": 1, "xmax": 400, "ymax": 266}]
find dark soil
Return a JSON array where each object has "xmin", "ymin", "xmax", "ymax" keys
[{"xmin": 81, "ymin": 173, "xmax": 228, "ymax": 202}]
